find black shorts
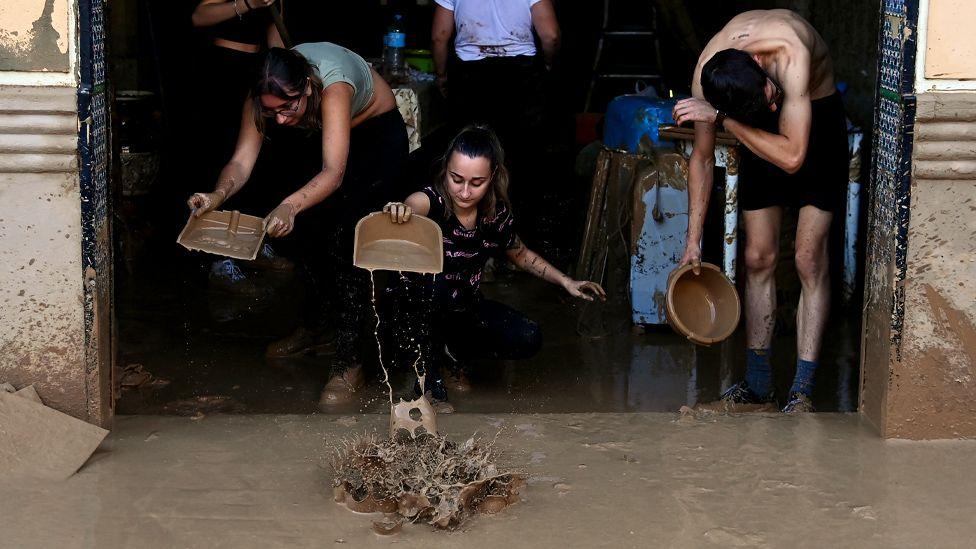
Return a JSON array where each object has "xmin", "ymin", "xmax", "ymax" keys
[{"xmin": 738, "ymin": 91, "xmax": 848, "ymax": 212}]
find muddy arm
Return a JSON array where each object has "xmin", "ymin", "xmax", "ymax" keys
[
  {"xmin": 278, "ymin": 83, "xmax": 353, "ymax": 214},
  {"xmin": 213, "ymin": 99, "xmax": 264, "ymax": 200},
  {"xmin": 681, "ymin": 70, "xmax": 716, "ymax": 268},
  {"xmin": 531, "ymin": 0, "xmax": 561, "ymax": 68},
  {"xmin": 431, "ymin": 5, "xmax": 454, "ymax": 92},
  {"xmin": 722, "ymin": 51, "xmax": 812, "ymax": 174}
]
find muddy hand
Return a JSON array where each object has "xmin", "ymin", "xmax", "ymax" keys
[
  {"xmin": 678, "ymin": 243, "xmax": 702, "ymax": 275},
  {"xmin": 264, "ymin": 202, "xmax": 297, "ymax": 237},
  {"xmin": 566, "ymin": 280, "xmax": 607, "ymax": 302},
  {"xmin": 187, "ymin": 190, "xmax": 226, "ymax": 218},
  {"xmin": 382, "ymin": 202, "xmax": 412, "ymax": 224},
  {"xmin": 672, "ymin": 97, "xmax": 718, "ymax": 126}
]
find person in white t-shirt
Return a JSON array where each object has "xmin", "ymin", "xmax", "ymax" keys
[
  {"xmin": 431, "ymin": 0, "xmax": 560, "ymax": 97},
  {"xmin": 431, "ymin": 0, "xmax": 560, "ymax": 243}
]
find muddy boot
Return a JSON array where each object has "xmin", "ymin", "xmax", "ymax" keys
[
  {"xmin": 251, "ymin": 243, "xmax": 295, "ymax": 272},
  {"xmin": 208, "ymin": 258, "xmax": 265, "ymax": 297},
  {"xmin": 414, "ymin": 377, "xmax": 454, "ymax": 414},
  {"xmin": 719, "ymin": 380, "xmax": 774, "ymax": 405},
  {"xmin": 441, "ymin": 367, "xmax": 471, "ymax": 393},
  {"xmin": 265, "ymin": 326, "xmax": 336, "ymax": 358},
  {"xmin": 319, "ymin": 365, "xmax": 365, "ymax": 407},
  {"xmin": 781, "ymin": 392, "xmax": 814, "ymax": 414}
]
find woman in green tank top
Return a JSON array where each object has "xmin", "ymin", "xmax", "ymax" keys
[{"xmin": 186, "ymin": 43, "xmax": 408, "ymax": 408}]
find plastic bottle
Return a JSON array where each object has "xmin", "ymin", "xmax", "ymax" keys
[{"xmin": 383, "ymin": 13, "xmax": 406, "ymax": 78}]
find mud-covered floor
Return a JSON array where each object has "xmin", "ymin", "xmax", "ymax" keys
[
  {"xmin": 4, "ymin": 413, "xmax": 975, "ymax": 548},
  {"xmin": 115, "ymin": 245, "xmax": 860, "ymax": 415}
]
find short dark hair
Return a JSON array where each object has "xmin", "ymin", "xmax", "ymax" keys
[{"xmin": 701, "ymin": 49, "xmax": 769, "ymax": 125}]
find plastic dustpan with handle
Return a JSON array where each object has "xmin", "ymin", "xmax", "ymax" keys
[
  {"xmin": 177, "ymin": 210, "xmax": 267, "ymax": 261},
  {"xmin": 353, "ymin": 212, "xmax": 443, "ymax": 274}
]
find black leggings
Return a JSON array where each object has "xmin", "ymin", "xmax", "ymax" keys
[{"xmin": 274, "ymin": 109, "xmax": 408, "ymax": 372}]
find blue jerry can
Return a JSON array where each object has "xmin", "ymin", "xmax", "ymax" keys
[
  {"xmin": 631, "ymin": 153, "xmax": 689, "ymax": 325},
  {"xmin": 603, "ymin": 94, "xmax": 678, "ymax": 154}
]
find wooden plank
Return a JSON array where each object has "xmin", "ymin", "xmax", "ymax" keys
[
  {"xmin": 658, "ymin": 124, "xmax": 739, "ymax": 146},
  {"xmin": 576, "ymin": 148, "xmax": 612, "ymax": 278}
]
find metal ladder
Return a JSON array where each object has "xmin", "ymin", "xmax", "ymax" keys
[{"xmin": 584, "ymin": 0, "xmax": 665, "ymax": 112}]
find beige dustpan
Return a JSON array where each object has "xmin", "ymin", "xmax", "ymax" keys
[
  {"xmin": 177, "ymin": 210, "xmax": 267, "ymax": 261},
  {"xmin": 353, "ymin": 212, "xmax": 443, "ymax": 273}
]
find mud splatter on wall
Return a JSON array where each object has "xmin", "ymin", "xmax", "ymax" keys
[
  {"xmin": 0, "ymin": 86, "xmax": 87, "ymax": 420},
  {"xmin": 0, "ymin": 0, "xmax": 70, "ymax": 72},
  {"xmin": 884, "ymin": 92, "xmax": 976, "ymax": 439}
]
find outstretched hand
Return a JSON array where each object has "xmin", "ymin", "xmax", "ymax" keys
[
  {"xmin": 564, "ymin": 279, "xmax": 607, "ymax": 302},
  {"xmin": 186, "ymin": 190, "xmax": 226, "ymax": 218},
  {"xmin": 383, "ymin": 202, "xmax": 413, "ymax": 224}
]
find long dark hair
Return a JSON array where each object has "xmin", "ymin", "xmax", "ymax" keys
[
  {"xmin": 436, "ymin": 125, "xmax": 511, "ymax": 223},
  {"xmin": 251, "ymin": 47, "xmax": 323, "ymax": 133}
]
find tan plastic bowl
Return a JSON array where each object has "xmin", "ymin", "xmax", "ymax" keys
[{"xmin": 666, "ymin": 262, "xmax": 740, "ymax": 346}]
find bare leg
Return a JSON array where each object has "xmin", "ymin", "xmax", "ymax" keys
[
  {"xmin": 743, "ymin": 207, "xmax": 782, "ymax": 349},
  {"xmin": 794, "ymin": 206, "xmax": 833, "ymax": 362}
]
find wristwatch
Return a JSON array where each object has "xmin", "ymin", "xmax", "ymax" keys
[{"xmin": 714, "ymin": 109, "xmax": 727, "ymax": 128}]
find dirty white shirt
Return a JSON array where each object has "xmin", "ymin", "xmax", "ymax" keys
[{"xmin": 435, "ymin": 0, "xmax": 541, "ymax": 61}]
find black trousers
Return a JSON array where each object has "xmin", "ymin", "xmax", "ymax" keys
[{"xmin": 272, "ymin": 109, "xmax": 409, "ymax": 372}]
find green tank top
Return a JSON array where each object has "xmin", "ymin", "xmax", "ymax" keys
[{"xmin": 292, "ymin": 42, "xmax": 375, "ymax": 117}]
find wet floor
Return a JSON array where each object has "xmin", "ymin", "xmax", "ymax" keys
[
  {"xmin": 5, "ymin": 413, "xmax": 976, "ymax": 548},
  {"xmin": 116, "ymin": 246, "xmax": 860, "ymax": 415}
]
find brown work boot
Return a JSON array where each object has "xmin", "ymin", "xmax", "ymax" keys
[
  {"xmin": 319, "ymin": 365, "xmax": 365, "ymax": 406},
  {"xmin": 441, "ymin": 367, "xmax": 472, "ymax": 393},
  {"xmin": 265, "ymin": 326, "xmax": 335, "ymax": 358}
]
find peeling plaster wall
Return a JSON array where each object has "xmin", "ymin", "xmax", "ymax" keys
[
  {"xmin": 0, "ymin": 86, "xmax": 90, "ymax": 420},
  {"xmin": 0, "ymin": 0, "xmax": 70, "ymax": 72},
  {"xmin": 885, "ymin": 92, "xmax": 976, "ymax": 439}
]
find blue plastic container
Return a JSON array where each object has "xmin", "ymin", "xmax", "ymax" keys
[{"xmin": 603, "ymin": 94, "xmax": 678, "ymax": 154}]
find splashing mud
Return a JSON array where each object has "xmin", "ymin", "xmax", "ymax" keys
[{"xmin": 330, "ymin": 431, "xmax": 526, "ymax": 530}]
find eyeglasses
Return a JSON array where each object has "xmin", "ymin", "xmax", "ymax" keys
[{"xmin": 261, "ymin": 94, "xmax": 304, "ymax": 118}]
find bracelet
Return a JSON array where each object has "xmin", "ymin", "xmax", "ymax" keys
[
  {"xmin": 233, "ymin": 0, "xmax": 242, "ymax": 19},
  {"xmin": 242, "ymin": 0, "xmax": 254, "ymax": 10}
]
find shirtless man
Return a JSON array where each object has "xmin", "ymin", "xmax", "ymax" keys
[{"xmin": 671, "ymin": 10, "xmax": 847, "ymax": 413}]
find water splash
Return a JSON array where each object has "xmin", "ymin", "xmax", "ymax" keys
[{"xmin": 369, "ymin": 270, "xmax": 394, "ymax": 405}]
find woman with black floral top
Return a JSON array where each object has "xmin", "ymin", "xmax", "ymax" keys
[{"xmin": 383, "ymin": 125, "xmax": 605, "ymax": 409}]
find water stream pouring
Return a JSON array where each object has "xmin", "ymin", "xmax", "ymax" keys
[{"xmin": 355, "ymin": 212, "xmax": 444, "ymax": 433}]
